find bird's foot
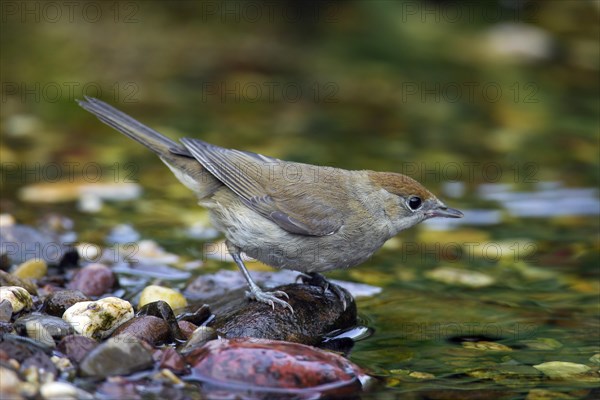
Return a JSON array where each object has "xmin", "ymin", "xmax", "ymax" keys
[
  {"xmin": 298, "ymin": 272, "xmax": 347, "ymax": 310},
  {"xmin": 245, "ymin": 287, "xmax": 294, "ymax": 313}
]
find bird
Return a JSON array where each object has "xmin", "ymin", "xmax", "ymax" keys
[{"xmin": 78, "ymin": 97, "xmax": 463, "ymax": 312}]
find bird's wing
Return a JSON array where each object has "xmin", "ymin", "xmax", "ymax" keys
[{"xmin": 180, "ymin": 138, "xmax": 345, "ymax": 236}]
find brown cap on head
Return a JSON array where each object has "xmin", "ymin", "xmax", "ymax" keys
[{"xmin": 367, "ymin": 171, "xmax": 435, "ymax": 200}]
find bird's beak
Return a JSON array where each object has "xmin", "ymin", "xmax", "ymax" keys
[{"xmin": 426, "ymin": 205, "xmax": 464, "ymax": 219}]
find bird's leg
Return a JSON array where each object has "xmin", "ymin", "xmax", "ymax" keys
[
  {"xmin": 298, "ymin": 272, "xmax": 348, "ymax": 310},
  {"xmin": 226, "ymin": 241, "xmax": 293, "ymax": 313}
]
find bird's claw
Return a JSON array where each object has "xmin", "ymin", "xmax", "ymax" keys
[
  {"xmin": 245, "ymin": 288, "xmax": 294, "ymax": 313},
  {"xmin": 299, "ymin": 272, "xmax": 348, "ymax": 310}
]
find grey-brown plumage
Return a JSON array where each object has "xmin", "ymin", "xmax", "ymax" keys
[{"xmin": 78, "ymin": 97, "xmax": 463, "ymax": 311}]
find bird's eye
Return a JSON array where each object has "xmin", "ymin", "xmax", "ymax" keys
[{"xmin": 407, "ymin": 196, "xmax": 422, "ymax": 210}]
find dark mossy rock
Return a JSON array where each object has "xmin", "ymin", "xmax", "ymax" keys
[
  {"xmin": 42, "ymin": 289, "xmax": 89, "ymax": 317},
  {"xmin": 208, "ymin": 283, "xmax": 356, "ymax": 345}
]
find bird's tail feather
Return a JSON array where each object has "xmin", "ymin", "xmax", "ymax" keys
[
  {"xmin": 77, "ymin": 96, "xmax": 184, "ymax": 156},
  {"xmin": 78, "ymin": 97, "xmax": 221, "ymax": 198}
]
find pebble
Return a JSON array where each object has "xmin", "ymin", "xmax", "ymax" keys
[
  {"xmin": 0, "ymin": 299, "xmax": 13, "ymax": 322},
  {"xmin": 105, "ymin": 224, "xmax": 140, "ymax": 245},
  {"xmin": 153, "ymin": 368, "xmax": 184, "ymax": 385},
  {"xmin": 42, "ymin": 290, "xmax": 90, "ymax": 318},
  {"xmin": 135, "ymin": 240, "xmax": 180, "ymax": 265},
  {"xmin": 62, "ymin": 297, "xmax": 134, "ymax": 339},
  {"xmin": 0, "ymin": 366, "xmax": 24, "ymax": 398},
  {"xmin": 0, "ymin": 270, "xmax": 38, "ymax": 295},
  {"xmin": 426, "ymin": 267, "xmax": 495, "ymax": 288},
  {"xmin": 158, "ymin": 347, "xmax": 186, "ymax": 373},
  {"xmin": 0, "ymin": 224, "xmax": 66, "ymax": 265},
  {"xmin": 526, "ymin": 389, "xmax": 578, "ymax": 400},
  {"xmin": 485, "ymin": 22, "xmax": 553, "ymax": 62},
  {"xmin": 138, "ymin": 285, "xmax": 187, "ymax": 311},
  {"xmin": 0, "ymin": 213, "xmax": 16, "ymax": 227},
  {"xmin": 18, "ymin": 182, "xmax": 141, "ymax": 204},
  {"xmin": 179, "ymin": 326, "xmax": 218, "ymax": 353},
  {"xmin": 0, "ymin": 286, "xmax": 33, "ymax": 313},
  {"xmin": 12, "ymin": 259, "xmax": 47, "ymax": 280},
  {"xmin": 67, "ymin": 264, "xmax": 116, "ymax": 297},
  {"xmin": 533, "ymin": 361, "xmax": 591, "ymax": 379},
  {"xmin": 75, "ymin": 243, "xmax": 101, "ymax": 263},
  {"xmin": 520, "ymin": 338, "xmax": 563, "ymax": 351},
  {"xmin": 80, "ymin": 337, "xmax": 153, "ymax": 378},
  {"xmin": 462, "ymin": 341, "xmax": 513, "ymax": 352},
  {"xmin": 14, "ymin": 313, "xmax": 73, "ymax": 348},
  {"xmin": 135, "ymin": 300, "xmax": 186, "ymax": 342},
  {"xmin": 408, "ymin": 371, "xmax": 435, "ymax": 379},
  {"xmin": 57, "ymin": 335, "xmax": 98, "ymax": 365},
  {"xmin": 111, "ymin": 316, "xmax": 171, "ymax": 345},
  {"xmin": 589, "ymin": 353, "xmax": 600, "ymax": 365},
  {"xmin": 177, "ymin": 321, "xmax": 198, "ymax": 340},
  {"xmin": 40, "ymin": 381, "xmax": 93, "ymax": 400}
]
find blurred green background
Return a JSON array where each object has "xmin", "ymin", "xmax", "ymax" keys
[{"xmin": 1, "ymin": 1, "xmax": 599, "ymax": 398}]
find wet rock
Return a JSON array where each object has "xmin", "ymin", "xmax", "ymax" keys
[
  {"xmin": 42, "ymin": 290, "xmax": 89, "ymax": 317},
  {"xmin": 0, "ymin": 270, "xmax": 37, "ymax": 294},
  {"xmin": 138, "ymin": 285, "xmax": 187, "ymax": 311},
  {"xmin": 426, "ymin": 267, "xmax": 495, "ymax": 288},
  {"xmin": 0, "ymin": 334, "xmax": 53, "ymax": 362},
  {"xmin": 75, "ymin": 243, "xmax": 101, "ymax": 263},
  {"xmin": 0, "ymin": 336, "xmax": 57, "ymax": 381},
  {"xmin": 18, "ymin": 182, "xmax": 141, "ymax": 208},
  {"xmin": 0, "ymin": 321, "xmax": 13, "ymax": 335},
  {"xmin": 111, "ymin": 316, "xmax": 171, "ymax": 345},
  {"xmin": 177, "ymin": 321, "xmax": 198, "ymax": 339},
  {"xmin": 0, "ymin": 224, "xmax": 69, "ymax": 265},
  {"xmin": 80, "ymin": 337, "xmax": 154, "ymax": 378},
  {"xmin": 135, "ymin": 240, "xmax": 179, "ymax": 265},
  {"xmin": 176, "ymin": 304, "xmax": 212, "ymax": 326},
  {"xmin": 158, "ymin": 347, "xmax": 186, "ymax": 373},
  {"xmin": 40, "ymin": 381, "xmax": 94, "ymax": 400},
  {"xmin": 526, "ymin": 389, "xmax": 579, "ymax": 400},
  {"xmin": 14, "ymin": 313, "xmax": 73, "ymax": 347},
  {"xmin": 462, "ymin": 341, "xmax": 513, "ymax": 352},
  {"xmin": 185, "ymin": 338, "xmax": 367, "ymax": 397},
  {"xmin": 95, "ymin": 379, "xmax": 138, "ymax": 399},
  {"xmin": 0, "ymin": 366, "xmax": 28, "ymax": 399},
  {"xmin": 105, "ymin": 224, "xmax": 140, "ymax": 245},
  {"xmin": 210, "ymin": 284, "xmax": 356, "ymax": 345},
  {"xmin": 485, "ymin": 22, "xmax": 553, "ymax": 63},
  {"xmin": 67, "ymin": 263, "xmax": 116, "ymax": 297},
  {"xmin": 0, "ymin": 299, "xmax": 13, "ymax": 322},
  {"xmin": 408, "ymin": 371, "xmax": 435, "ymax": 379},
  {"xmin": 589, "ymin": 353, "xmax": 600, "ymax": 365},
  {"xmin": 12, "ymin": 259, "xmax": 47, "ymax": 280},
  {"xmin": 179, "ymin": 326, "xmax": 218, "ymax": 353},
  {"xmin": 137, "ymin": 300, "xmax": 187, "ymax": 342},
  {"xmin": 62, "ymin": 297, "xmax": 134, "ymax": 339},
  {"xmin": 57, "ymin": 335, "xmax": 98, "ymax": 365},
  {"xmin": 533, "ymin": 361, "xmax": 591, "ymax": 379},
  {"xmin": 520, "ymin": 338, "xmax": 563, "ymax": 351},
  {"xmin": 0, "ymin": 286, "xmax": 33, "ymax": 313}
]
